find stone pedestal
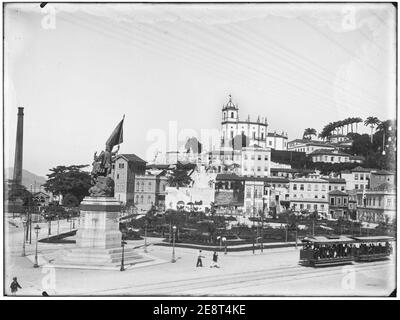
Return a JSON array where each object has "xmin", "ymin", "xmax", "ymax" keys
[{"xmin": 58, "ymin": 196, "xmax": 152, "ymax": 269}]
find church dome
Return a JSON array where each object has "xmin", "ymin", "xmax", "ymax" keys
[{"xmin": 222, "ymin": 94, "xmax": 238, "ymax": 110}]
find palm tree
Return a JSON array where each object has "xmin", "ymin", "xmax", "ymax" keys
[
  {"xmin": 302, "ymin": 128, "xmax": 317, "ymax": 140},
  {"xmin": 364, "ymin": 116, "xmax": 380, "ymax": 143},
  {"xmin": 353, "ymin": 117, "xmax": 363, "ymax": 133}
]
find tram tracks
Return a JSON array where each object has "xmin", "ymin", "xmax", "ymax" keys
[{"xmin": 87, "ymin": 259, "xmax": 394, "ymax": 295}]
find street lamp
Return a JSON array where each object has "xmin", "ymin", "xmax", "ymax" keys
[
  {"xmin": 22, "ymin": 219, "xmax": 27, "ymax": 257},
  {"xmin": 171, "ymin": 225, "xmax": 177, "ymax": 263},
  {"xmin": 120, "ymin": 240, "xmax": 127, "ymax": 271},
  {"xmin": 33, "ymin": 224, "xmax": 41, "ymax": 268},
  {"xmin": 57, "ymin": 214, "xmax": 60, "ymax": 235},
  {"xmin": 144, "ymin": 220, "xmax": 148, "ymax": 253}
]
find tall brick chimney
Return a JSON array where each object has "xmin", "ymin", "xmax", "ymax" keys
[{"xmin": 12, "ymin": 107, "xmax": 24, "ymax": 185}]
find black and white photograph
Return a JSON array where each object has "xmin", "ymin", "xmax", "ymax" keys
[{"xmin": 1, "ymin": 1, "xmax": 397, "ymax": 298}]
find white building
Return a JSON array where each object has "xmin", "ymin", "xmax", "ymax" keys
[
  {"xmin": 340, "ymin": 166, "xmax": 372, "ymax": 191},
  {"xmin": 288, "ymin": 178, "xmax": 329, "ymax": 215},
  {"xmin": 241, "ymin": 146, "xmax": 271, "ymax": 177},
  {"xmin": 266, "ymin": 132, "xmax": 288, "ymax": 150},
  {"xmin": 309, "ymin": 149, "xmax": 352, "ymax": 163},
  {"xmin": 220, "ymin": 95, "xmax": 269, "ymax": 148},
  {"xmin": 287, "ymin": 139, "xmax": 335, "ymax": 155}
]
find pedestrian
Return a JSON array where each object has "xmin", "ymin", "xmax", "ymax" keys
[
  {"xmin": 10, "ymin": 277, "xmax": 22, "ymax": 296},
  {"xmin": 210, "ymin": 251, "xmax": 220, "ymax": 268},
  {"xmin": 42, "ymin": 291, "xmax": 49, "ymax": 296},
  {"xmin": 196, "ymin": 249, "xmax": 204, "ymax": 267}
]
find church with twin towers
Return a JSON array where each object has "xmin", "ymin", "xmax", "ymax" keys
[{"xmin": 220, "ymin": 94, "xmax": 288, "ymax": 150}]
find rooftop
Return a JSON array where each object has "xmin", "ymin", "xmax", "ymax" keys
[
  {"xmin": 328, "ymin": 190, "xmax": 348, "ymax": 196},
  {"xmin": 322, "ymin": 177, "xmax": 346, "ymax": 183},
  {"xmin": 117, "ymin": 154, "xmax": 146, "ymax": 163},
  {"xmin": 216, "ymin": 173, "xmax": 244, "ymax": 181},
  {"xmin": 372, "ymin": 169, "xmax": 395, "ymax": 176},
  {"xmin": 309, "ymin": 149, "xmax": 350, "ymax": 156}
]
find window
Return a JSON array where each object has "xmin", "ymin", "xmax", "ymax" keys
[
  {"xmin": 330, "ymin": 197, "xmax": 335, "ymax": 205},
  {"xmin": 244, "ymin": 154, "xmax": 248, "ymax": 160},
  {"xmin": 331, "ymin": 157, "xmax": 334, "ymax": 162},
  {"xmin": 360, "ymin": 174, "xmax": 364, "ymax": 180},
  {"xmin": 314, "ymin": 195, "xmax": 318, "ymax": 199},
  {"xmin": 300, "ymin": 184, "xmax": 304, "ymax": 191},
  {"xmin": 252, "ymin": 132, "xmax": 256, "ymax": 139},
  {"xmin": 355, "ymin": 184, "xmax": 359, "ymax": 189},
  {"xmin": 148, "ymin": 195, "xmax": 152, "ymax": 204},
  {"xmin": 344, "ymin": 198, "xmax": 347, "ymax": 204},
  {"xmin": 135, "ymin": 195, "xmax": 139, "ymax": 204},
  {"xmin": 293, "ymin": 184, "xmax": 297, "ymax": 190},
  {"xmin": 258, "ymin": 155, "xmax": 262, "ymax": 160},
  {"xmin": 321, "ymin": 204, "xmax": 325, "ymax": 209},
  {"xmin": 307, "ymin": 204, "xmax": 311, "ymax": 210},
  {"xmin": 269, "ymin": 141, "xmax": 272, "ymax": 146},
  {"xmin": 354, "ymin": 174, "xmax": 359, "ymax": 180},
  {"xmin": 265, "ymin": 155, "xmax": 268, "ymax": 160},
  {"xmin": 140, "ymin": 195, "xmax": 144, "ymax": 204},
  {"xmin": 244, "ymin": 166, "xmax": 248, "ymax": 171},
  {"xmin": 328, "ymin": 185, "xmax": 332, "ymax": 191},
  {"xmin": 251, "ymin": 154, "xmax": 255, "ymax": 160},
  {"xmin": 116, "ymin": 174, "xmax": 119, "ymax": 180},
  {"xmin": 314, "ymin": 184, "xmax": 319, "ymax": 191},
  {"xmin": 314, "ymin": 204, "xmax": 318, "ymax": 210},
  {"xmin": 231, "ymin": 112, "xmax": 234, "ymax": 118},
  {"xmin": 300, "ymin": 204, "xmax": 304, "ymax": 209},
  {"xmin": 257, "ymin": 166, "xmax": 261, "ymax": 172},
  {"xmin": 307, "ymin": 184, "xmax": 311, "ymax": 191},
  {"xmin": 322, "ymin": 185, "xmax": 326, "ymax": 191},
  {"xmin": 264, "ymin": 167, "xmax": 268, "ymax": 171},
  {"xmin": 337, "ymin": 198, "xmax": 341, "ymax": 205},
  {"xmin": 341, "ymin": 186, "xmax": 345, "ymax": 191}
]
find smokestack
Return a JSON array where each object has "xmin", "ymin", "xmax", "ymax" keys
[{"xmin": 13, "ymin": 107, "xmax": 24, "ymax": 185}]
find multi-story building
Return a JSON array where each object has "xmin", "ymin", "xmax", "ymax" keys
[
  {"xmin": 323, "ymin": 177, "xmax": 346, "ymax": 192},
  {"xmin": 220, "ymin": 95, "xmax": 269, "ymax": 148},
  {"xmin": 309, "ymin": 149, "xmax": 353, "ymax": 163},
  {"xmin": 241, "ymin": 146, "xmax": 271, "ymax": 177},
  {"xmin": 113, "ymin": 154, "xmax": 147, "ymax": 204},
  {"xmin": 369, "ymin": 170, "xmax": 396, "ymax": 190},
  {"xmin": 134, "ymin": 173, "xmax": 168, "ymax": 212},
  {"xmin": 340, "ymin": 166, "xmax": 371, "ymax": 191},
  {"xmin": 266, "ymin": 132, "xmax": 288, "ymax": 150},
  {"xmin": 287, "ymin": 139, "xmax": 335, "ymax": 155},
  {"xmin": 288, "ymin": 178, "xmax": 329, "ymax": 215},
  {"xmin": 328, "ymin": 190, "xmax": 354, "ymax": 219},
  {"xmin": 214, "ymin": 173, "xmax": 245, "ymax": 215},
  {"xmin": 356, "ymin": 183, "xmax": 396, "ymax": 223}
]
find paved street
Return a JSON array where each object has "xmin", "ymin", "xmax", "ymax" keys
[{"xmin": 4, "ymin": 218, "xmax": 396, "ymax": 297}]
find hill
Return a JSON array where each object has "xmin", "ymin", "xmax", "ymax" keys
[{"xmin": 5, "ymin": 168, "xmax": 47, "ymax": 192}]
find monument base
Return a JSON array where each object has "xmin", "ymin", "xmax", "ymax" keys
[{"xmin": 55, "ymin": 196, "xmax": 153, "ymax": 269}]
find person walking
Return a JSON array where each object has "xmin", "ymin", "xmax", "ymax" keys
[
  {"xmin": 210, "ymin": 251, "xmax": 220, "ymax": 268},
  {"xmin": 10, "ymin": 277, "xmax": 22, "ymax": 296},
  {"xmin": 196, "ymin": 250, "xmax": 204, "ymax": 267}
]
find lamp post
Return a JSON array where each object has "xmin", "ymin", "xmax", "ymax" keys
[
  {"xmin": 57, "ymin": 214, "xmax": 60, "ymax": 235},
  {"xmin": 22, "ymin": 219, "xmax": 27, "ymax": 257},
  {"xmin": 33, "ymin": 224, "xmax": 41, "ymax": 268},
  {"xmin": 144, "ymin": 221, "xmax": 148, "ymax": 253},
  {"xmin": 120, "ymin": 240, "xmax": 127, "ymax": 271},
  {"xmin": 171, "ymin": 225, "xmax": 177, "ymax": 263}
]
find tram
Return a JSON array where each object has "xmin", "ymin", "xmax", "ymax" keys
[
  {"xmin": 299, "ymin": 236, "xmax": 355, "ymax": 267},
  {"xmin": 351, "ymin": 236, "xmax": 394, "ymax": 262},
  {"xmin": 299, "ymin": 235, "xmax": 394, "ymax": 267}
]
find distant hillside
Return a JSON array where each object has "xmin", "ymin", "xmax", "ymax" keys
[{"xmin": 5, "ymin": 168, "xmax": 47, "ymax": 191}]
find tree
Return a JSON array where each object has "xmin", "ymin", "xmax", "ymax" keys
[
  {"xmin": 62, "ymin": 193, "xmax": 80, "ymax": 207},
  {"xmin": 6, "ymin": 180, "xmax": 33, "ymax": 207},
  {"xmin": 364, "ymin": 116, "xmax": 380, "ymax": 143},
  {"xmin": 167, "ymin": 163, "xmax": 193, "ymax": 188},
  {"xmin": 302, "ymin": 128, "xmax": 317, "ymax": 140},
  {"xmin": 43, "ymin": 165, "xmax": 92, "ymax": 204}
]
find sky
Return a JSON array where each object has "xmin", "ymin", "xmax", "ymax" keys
[{"xmin": 3, "ymin": 2, "xmax": 397, "ymax": 177}]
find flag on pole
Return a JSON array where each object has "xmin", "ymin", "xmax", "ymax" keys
[{"xmin": 106, "ymin": 115, "xmax": 124, "ymax": 149}]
